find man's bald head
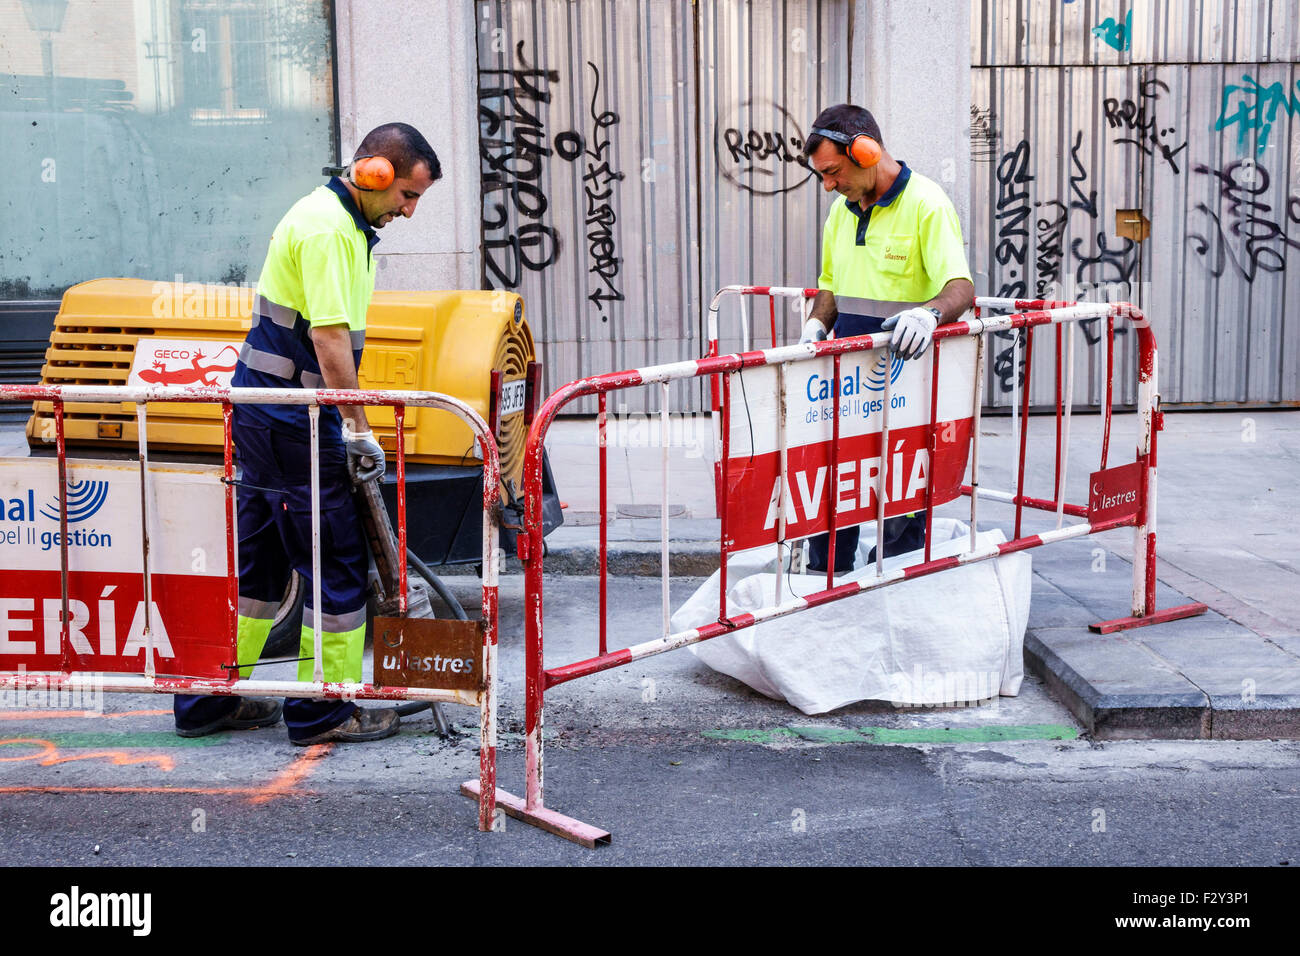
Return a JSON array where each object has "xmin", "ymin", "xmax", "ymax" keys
[{"xmin": 355, "ymin": 123, "xmax": 442, "ymax": 182}]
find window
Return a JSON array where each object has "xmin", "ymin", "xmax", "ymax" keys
[{"xmin": 1, "ymin": 0, "xmax": 336, "ymax": 299}]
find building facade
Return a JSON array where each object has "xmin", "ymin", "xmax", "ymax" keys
[{"xmin": 3, "ymin": 0, "xmax": 1295, "ymax": 409}]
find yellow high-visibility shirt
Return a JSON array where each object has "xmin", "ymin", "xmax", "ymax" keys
[{"xmin": 818, "ymin": 164, "xmax": 971, "ymax": 329}]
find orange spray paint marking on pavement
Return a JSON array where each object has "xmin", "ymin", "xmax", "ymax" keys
[
  {"xmin": 0, "ymin": 738, "xmax": 174, "ymax": 771},
  {"xmin": 0, "ymin": 741, "xmax": 332, "ymax": 804},
  {"xmin": 248, "ymin": 743, "xmax": 332, "ymax": 805}
]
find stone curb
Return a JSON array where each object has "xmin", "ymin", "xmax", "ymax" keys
[
  {"xmin": 1024, "ymin": 630, "xmax": 1300, "ymax": 740},
  {"xmin": 437, "ymin": 542, "xmax": 721, "ymax": 577}
]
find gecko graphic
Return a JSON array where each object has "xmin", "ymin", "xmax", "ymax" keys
[{"xmin": 136, "ymin": 345, "xmax": 240, "ymax": 386}]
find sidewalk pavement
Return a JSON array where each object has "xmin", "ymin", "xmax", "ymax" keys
[{"xmin": 539, "ymin": 408, "xmax": 1300, "ymax": 740}]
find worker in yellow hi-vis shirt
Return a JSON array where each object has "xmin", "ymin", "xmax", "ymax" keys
[
  {"xmin": 799, "ymin": 104, "xmax": 975, "ymax": 574},
  {"xmin": 174, "ymin": 123, "xmax": 440, "ymax": 745}
]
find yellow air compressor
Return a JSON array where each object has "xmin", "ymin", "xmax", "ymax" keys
[{"xmin": 24, "ymin": 278, "xmax": 563, "ymax": 648}]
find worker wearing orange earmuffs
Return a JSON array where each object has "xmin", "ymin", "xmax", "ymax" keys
[
  {"xmin": 174, "ymin": 124, "xmax": 443, "ymax": 745},
  {"xmin": 800, "ymin": 104, "xmax": 975, "ymax": 575}
]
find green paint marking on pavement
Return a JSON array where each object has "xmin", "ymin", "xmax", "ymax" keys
[
  {"xmin": 1, "ymin": 732, "xmax": 228, "ymax": 749},
  {"xmin": 858, "ymin": 724, "xmax": 1079, "ymax": 744},
  {"xmin": 703, "ymin": 723, "xmax": 1078, "ymax": 746}
]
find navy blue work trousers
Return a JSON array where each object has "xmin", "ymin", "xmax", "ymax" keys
[{"xmin": 174, "ymin": 414, "xmax": 364, "ymax": 740}]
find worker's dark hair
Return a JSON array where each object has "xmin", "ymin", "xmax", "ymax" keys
[
  {"xmin": 355, "ymin": 122, "xmax": 442, "ymax": 181},
  {"xmin": 803, "ymin": 104, "xmax": 885, "ymax": 157}
]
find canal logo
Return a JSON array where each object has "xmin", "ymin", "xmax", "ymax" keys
[
  {"xmin": 39, "ymin": 479, "xmax": 110, "ymax": 523},
  {"xmin": 863, "ymin": 352, "xmax": 906, "ymax": 392}
]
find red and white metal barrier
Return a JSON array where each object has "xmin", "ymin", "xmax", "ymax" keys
[
  {"xmin": 487, "ymin": 289, "xmax": 1205, "ymax": 847},
  {"xmin": 0, "ymin": 383, "xmax": 501, "ymax": 832}
]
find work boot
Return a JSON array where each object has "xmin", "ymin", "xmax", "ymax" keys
[
  {"xmin": 291, "ymin": 707, "xmax": 401, "ymax": 746},
  {"xmin": 176, "ymin": 697, "xmax": 283, "ymax": 738}
]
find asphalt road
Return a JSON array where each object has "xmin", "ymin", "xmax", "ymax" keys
[
  {"xmin": 1, "ymin": 575, "xmax": 1296, "ymax": 866},
  {"xmin": 2, "ymin": 732, "xmax": 1298, "ymax": 867}
]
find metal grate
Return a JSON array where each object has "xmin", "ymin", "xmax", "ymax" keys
[{"xmin": 0, "ymin": 300, "xmax": 58, "ymax": 424}]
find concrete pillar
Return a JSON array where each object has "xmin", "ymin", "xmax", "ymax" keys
[
  {"xmin": 851, "ymin": 0, "xmax": 971, "ymax": 245},
  {"xmin": 333, "ymin": 0, "xmax": 481, "ymax": 290}
]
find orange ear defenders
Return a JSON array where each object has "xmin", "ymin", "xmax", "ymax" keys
[
  {"xmin": 321, "ymin": 154, "xmax": 395, "ymax": 191},
  {"xmin": 810, "ymin": 127, "xmax": 882, "ymax": 168}
]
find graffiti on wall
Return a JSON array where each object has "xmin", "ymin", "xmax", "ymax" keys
[
  {"xmin": 987, "ymin": 134, "xmax": 1132, "ymax": 394},
  {"xmin": 582, "ymin": 61, "xmax": 625, "ymax": 315},
  {"xmin": 715, "ymin": 99, "xmax": 817, "ymax": 195},
  {"xmin": 1092, "ymin": 11, "xmax": 1132, "ymax": 53},
  {"xmin": 993, "ymin": 140, "xmax": 1034, "ymax": 302},
  {"xmin": 1187, "ymin": 160, "xmax": 1300, "ymax": 282},
  {"xmin": 478, "ymin": 41, "xmax": 566, "ymax": 289},
  {"xmin": 1214, "ymin": 74, "xmax": 1300, "ymax": 156},
  {"xmin": 989, "ymin": 139, "xmax": 1031, "ymax": 394},
  {"xmin": 1102, "ymin": 79, "xmax": 1188, "ymax": 174},
  {"xmin": 478, "ymin": 41, "xmax": 626, "ymax": 319},
  {"xmin": 969, "ymin": 3, "xmax": 1300, "ymax": 406},
  {"xmin": 970, "ymin": 105, "xmax": 1000, "ymax": 162}
]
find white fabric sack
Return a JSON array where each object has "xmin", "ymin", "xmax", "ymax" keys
[{"xmin": 673, "ymin": 519, "xmax": 1030, "ymax": 715}]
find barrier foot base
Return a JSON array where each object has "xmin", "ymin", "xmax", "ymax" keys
[
  {"xmin": 1090, "ymin": 602, "xmax": 1209, "ymax": 634},
  {"xmin": 460, "ymin": 781, "xmax": 612, "ymax": 848}
]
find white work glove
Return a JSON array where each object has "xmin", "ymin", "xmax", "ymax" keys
[
  {"xmin": 880, "ymin": 307, "xmax": 939, "ymax": 360},
  {"xmin": 799, "ymin": 318, "xmax": 828, "ymax": 345},
  {"xmin": 342, "ymin": 421, "xmax": 386, "ymax": 485}
]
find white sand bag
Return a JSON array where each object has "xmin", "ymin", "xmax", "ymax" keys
[{"xmin": 672, "ymin": 519, "xmax": 1031, "ymax": 714}]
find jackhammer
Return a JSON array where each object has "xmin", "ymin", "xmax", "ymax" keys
[{"xmin": 355, "ymin": 463, "xmax": 463, "ymax": 737}]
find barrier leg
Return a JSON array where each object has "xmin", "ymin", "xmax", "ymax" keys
[
  {"xmin": 720, "ymin": 374, "xmax": 731, "ymax": 621},
  {"xmin": 968, "ymin": 337, "xmax": 984, "ymax": 554},
  {"xmin": 1101, "ymin": 315, "xmax": 1114, "ymax": 469},
  {"xmin": 923, "ymin": 340, "xmax": 941, "ymax": 562},
  {"xmin": 223, "ymin": 401, "xmax": 238, "ymax": 660},
  {"xmin": 775, "ymin": 365, "xmax": 787, "ymax": 598},
  {"xmin": 1091, "ymin": 311, "xmax": 1206, "ymax": 632},
  {"xmin": 826, "ymin": 353, "xmax": 840, "ymax": 589},
  {"xmin": 1056, "ymin": 326, "xmax": 1075, "ymax": 530},
  {"xmin": 475, "ymin": 478, "xmax": 499, "ymax": 831},
  {"xmin": 661, "ymin": 382, "xmax": 670, "ymax": 638},
  {"xmin": 55, "ymin": 397, "xmax": 70, "ymax": 672},
  {"xmin": 467, "ymin": 397, "xmax": 612, "ymax": 848},
  {"xmin": 308, "ymin": 404, "xmax": 324, "ymax": 684},
  {"xmin": 875, "ymin": 353, "xmax": 891, "ymax": 577},
  {"xmin": 1054, "ymin": 324, "xmax": 1062, "ymax": 504},
  {"xmin": 599, "ymin": 392, "xmax": 608, "ymax": 655},
  {"xmin": 1014, "ymin": 327, "xmax": 1034, "ymax": 540},
  {"xmin": 136, "ymin": 403, "xmax": 157, "ymax": 679},
  {"xmin": 463, "ymin": 785, "xmax": 612, "ymax": 848}
]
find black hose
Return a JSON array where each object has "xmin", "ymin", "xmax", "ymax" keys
[
  {"xmin": 390, "ymin": 551, "xmax": 466, "ymax": 726},
  {"xmin": 395, "ymin": 701, "xmax": 434, "ymax": 716},
  {"xmin": 406, "ymin": 548, "xmax": 468, "ymax": 621}
]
